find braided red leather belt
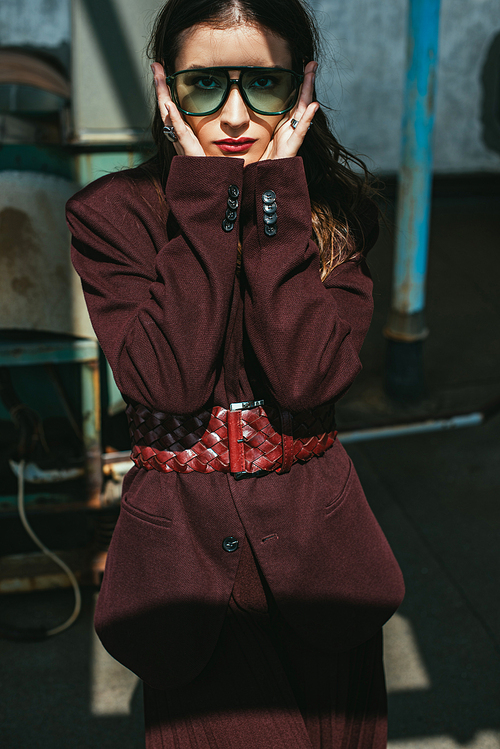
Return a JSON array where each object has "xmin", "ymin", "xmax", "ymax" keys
[{"xmin": 126, "ymin": 399, "xmax": 337, "ymax": 479}]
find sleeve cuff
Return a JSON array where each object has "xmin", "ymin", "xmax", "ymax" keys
[
  {"xmin": 166, "ymin": 156, "xmax": 245, "ymax": 238},
  {"xmin": 241, "ymin": 157, "xmax": 312, "ymax": 249}
]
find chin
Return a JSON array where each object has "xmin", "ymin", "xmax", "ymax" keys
[
  {"xmin": 210, "ymin": 151, "xmax": 262, "ymax": 165},
  {"xmin": 242, "ymin": 150, "xmax": 265, "ymax": 166}
]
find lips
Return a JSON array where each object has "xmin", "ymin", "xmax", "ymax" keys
[{"xmin": 214, "ymin": 139, "xmax": 256, "ymax": 153}]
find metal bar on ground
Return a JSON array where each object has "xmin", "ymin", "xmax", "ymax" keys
[{"xmin": 338, "ymin": 411, "xmax": 483, "ymax": 444}]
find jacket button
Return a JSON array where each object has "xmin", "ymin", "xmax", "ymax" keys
[
  {"xmin": 222, "ymin": 536, "xmax": 239, "ymax": 552},
  {"xmin": 263, "ymin": 213, "xmax": 277, "ymax": 225},
  {"xmin": 227, "ymin": 197, "xmax": 239, "ymax": 209},
  {"xmin": 222, "ymin": 218, "xmax": 234, "ymax": 232},
  {"xmin": 263, "ymin": 201, "xmax": 277, "ymax": 214},
  {"xmin": 225, "ymin": 208, "xmax": 238, "ymax": 221},
  {"xmin": 262, "ymin": 190, "xmax": 276, "ymax": 204},
  {"xmin": 264, "ymin": 224, "xmax": 277, "ymax": 237},
  {"xmin": 228, "ymin": 185, "xmax": 240, "ymax": 198}
]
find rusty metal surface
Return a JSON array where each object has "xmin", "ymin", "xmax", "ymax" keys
[
  {"xmin": 0, "ymin": 49, "xmax": 70, "ymax": 98},
  {"xmin": 0, "ymin": 547, "xmax": 92, "ymax": 593},
  {"xmin": 387, "ymin": 0, "xmax": 441, "ymax": 335},
  {"xmin": 383, "ymin": 309, "xmax": 429, "ymax": 342},
  {"xmin": 0, "ymin": 338, "xmax": 98, "ymax": 366},
  {"xmin": 81, "ymin": 359, "xmax": 102, "ymax": 507},
  {"xmin": 0, "ymin": 171, "xmax": 95, "ymax": 339}
]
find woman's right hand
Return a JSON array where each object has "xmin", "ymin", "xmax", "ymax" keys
[{"xmin": 151, "ymin": 63, "xmax": 206, "ymax": 157}]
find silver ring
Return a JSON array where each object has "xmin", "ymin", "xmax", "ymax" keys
[
  {"xmin": 163, "ymin": 125, "xmax": 178, "ymax": 142},
  {"xmin": 290, "ymin": 119, "xmax": 299, "ymax": 129}
]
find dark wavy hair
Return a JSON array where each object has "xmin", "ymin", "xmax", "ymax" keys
[{"xmin": 146, "ymin": 0, "xmax": 378, "ymax": 278}]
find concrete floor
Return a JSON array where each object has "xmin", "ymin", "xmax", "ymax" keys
[{"xmin": 0, "ymin": 190, "xmax": 499, "ymax": 747}]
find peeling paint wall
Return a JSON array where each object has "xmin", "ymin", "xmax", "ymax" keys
[
  {"xmin": 1, "ymin": 0, "xmax": 499, "ymax": 173},
  {"xmin": 0, "ymin": 0, "xmax": 70, "ymax": 47},
  {"xmin": 312, "ymin": 0, "xmax": 500, "ymax": 173},
  {"xmin": 0, "ymin": 171, "xmax": 95, "ymax": 338},
  {"xmin": 0, "ymin": 0, "xmax": 70, "ymax": 69}
]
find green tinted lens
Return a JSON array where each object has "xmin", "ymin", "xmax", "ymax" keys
[
  {"xmin": 242, "ymin": 70, "xmax": 298, "ymax": 114},
  {"xmin": 174, "ymin": 70, "xmax": 227, "ymax": 114},
  {"xmin": 171, "ymin": 68, "xmax": 300, "ymax": 116}
]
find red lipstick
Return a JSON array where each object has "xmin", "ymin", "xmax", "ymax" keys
[{"xmin": 214, "ymin": 138, "xmax": 256, "ymax": 154}]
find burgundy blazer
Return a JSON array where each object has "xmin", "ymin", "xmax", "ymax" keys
[{"xmin": 66, "ymin": 156, "xmax": 404, "ymax": 690}]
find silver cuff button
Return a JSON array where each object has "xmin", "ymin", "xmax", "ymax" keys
[
  {"xmin": 263, "ymin": 213, "xmax": 277, "ymax": 226},
  {"xmin": 262, "ymin": 190, "xmax": 276, "ymax": 204}
]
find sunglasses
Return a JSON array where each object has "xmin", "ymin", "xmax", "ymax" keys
[{"xmin": 165, "ymin": 66, "xmax": 304, "ymax": 117}]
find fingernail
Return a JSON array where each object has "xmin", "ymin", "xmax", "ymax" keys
[{"xmin": 164, "ymin": 105, "xmax": 169, "ymax": 115}]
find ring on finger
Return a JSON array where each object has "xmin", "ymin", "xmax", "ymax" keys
[
  {"xmin": 163, "ymin": 125, "xmax": 178, "ymax": 142},
  {"xmin": 291, "ymin": 118, "xmax": 312, "ymax": 132}
]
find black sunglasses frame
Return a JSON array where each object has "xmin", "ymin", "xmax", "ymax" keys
[{"xmin": 165, "ymin": 66, "xmax": 304, "ymax": 117}]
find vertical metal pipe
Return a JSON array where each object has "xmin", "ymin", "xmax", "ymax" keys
[
  {"xmin": 81, "ymin": 358, "xmax": 102, "ymax": 507},
  {"xmin": 384, "ymin": 0, "xmax": 441, "ymax": 400}
]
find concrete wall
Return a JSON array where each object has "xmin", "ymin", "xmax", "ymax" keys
[
  {"xmin": 1, "ymin": 0, "xmax": 500, "ymax": 174},
  {"xmin": 312, "ymin": 0, "xmax": 500, "ymax": 173},
  {"xmin": 0, "ymin": 0, "xmax": 70, "ymax": 70}
]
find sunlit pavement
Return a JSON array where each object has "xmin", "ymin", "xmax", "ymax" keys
[
  {"xmin": 0, "ymin": 190, "xmax": 499, "ymax": 747},
  {"xmin": 350, "ymin": 418, "xmax": 500, "ymax": 749},
  {"xmin": 341, "ymin": 190, "xmax": 500, "ymax": 749}
]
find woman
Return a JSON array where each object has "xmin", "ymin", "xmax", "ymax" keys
[{"xmin": 67, "ymin": 0, "xmax": 405, "ymax": 746}]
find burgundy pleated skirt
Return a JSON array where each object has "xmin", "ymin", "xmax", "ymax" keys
[{"xmin": 143, "ymin": 537, "xmax": 388, "ymax": 749}]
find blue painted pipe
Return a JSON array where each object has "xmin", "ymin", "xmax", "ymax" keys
[{"xmin": 386, "ymin": 0, "xmax": 441, "ymax": 340}]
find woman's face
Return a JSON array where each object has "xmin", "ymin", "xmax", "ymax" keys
[{"xmin": 174, "ymin": 23, "xmax": 293, "ymax": 165}]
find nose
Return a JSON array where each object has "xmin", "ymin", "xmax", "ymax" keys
[{"xmin": 220, "ymin": 82, "xmax": 250, "ymax": 130}]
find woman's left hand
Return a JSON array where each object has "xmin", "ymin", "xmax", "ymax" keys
[{"xmin": 259, "ymin": 61, "xmax": 319, "ymax": 161}]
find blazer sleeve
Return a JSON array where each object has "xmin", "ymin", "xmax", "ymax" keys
[
  {"xmin": 240, "ymin": 157, "xmax": 376, "ymax": 413},
  {"xmin": 66, "ymin": 156, "xmax": 244, "ymax": 414}
]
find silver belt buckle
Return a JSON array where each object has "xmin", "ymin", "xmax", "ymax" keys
[
  {"xmin": 229, "ymin": 399, "xmax": 264, "ymax": 411},
  {"xmin": 229, "ymin": 399, "xmax": 267, "ymax": 480}
]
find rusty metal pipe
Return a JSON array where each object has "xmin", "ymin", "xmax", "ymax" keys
[{"xmin": 384, "ymin": 0, "xmax": 441, "ymax": 400}]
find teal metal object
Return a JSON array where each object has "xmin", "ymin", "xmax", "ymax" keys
[
  {"xmin": 385, "ymin": 0, "xmax": 441, "ymax": 401},
  {"xmin": 74, "ymin": 149, "xmax": 151, "ymax": 418},
  {"xmin": 75, "ymin": 150, "xmax": 148, "ymax": 187},
  {"xmin": 386, "ymin": 0, "xmax": 441, "ymax": 341},
  {"xmin": 0, "ymin": 339, "xmax": 98, "ymax": 367},
  {"xmin": 81, "ymin": 355, "xmax": 102, "ymax": 506},
  {"xmin": 0, "ymin": 493, "xmax": 83, "ymax": 511},
  {"xmin": 0, "ymin": 145, "xmax": 74, "ymax": 180},
  {"xmin": 0, "ymin": 338, "xmax": 101, "ymax": 508}
]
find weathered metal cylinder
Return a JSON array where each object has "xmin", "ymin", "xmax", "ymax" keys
[
  {"xmin": 0, "ymin": 171, "xmax": 95, "ymax": 338},
  {"xmin": 385, "ymin": 0, "xmax": 441, "ymax": 401}
]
